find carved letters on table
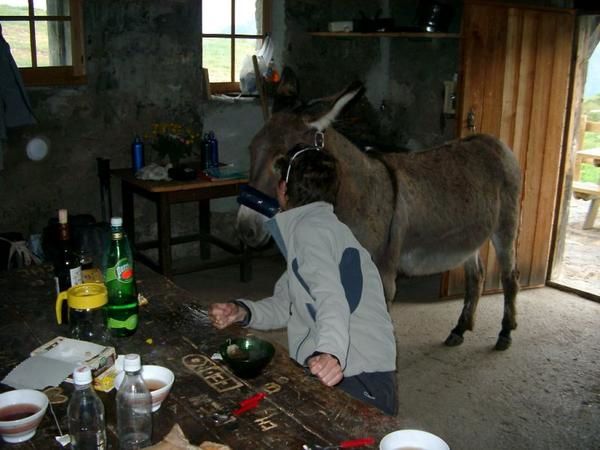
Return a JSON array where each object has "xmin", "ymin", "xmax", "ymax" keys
[
  {"xmin": 182, "ymin": 353, "xmax": 281, "ymax": 432},
  {"xmin": 182, "ymin": 354, "xmax": 243, "ymax": 393}
]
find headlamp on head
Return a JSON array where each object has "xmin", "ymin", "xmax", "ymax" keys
[{"xmin": 283, "ymin": 145, "xmax": 321, "ymax": 184}]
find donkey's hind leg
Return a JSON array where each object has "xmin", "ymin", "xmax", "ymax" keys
[
  {"xmin": 444, "ymin": 252, "xmax": 485, "ymax": 346},
  {"xmin": 491, "ymin": 232, "xmax": 520, "ymax": 351}
]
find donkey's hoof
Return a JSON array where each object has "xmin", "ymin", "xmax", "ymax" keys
[
  {"xmin": 495, "ymin": 335, "xmax": 512, "ymax": 351},
  {"xmin": 444, "ymin": 332, "xmax": 464, "ymax": 347}
]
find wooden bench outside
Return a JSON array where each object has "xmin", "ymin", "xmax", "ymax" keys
[
  {"xmin": 572, "ymin": 115, "xmax": 600, "ymax": 229},
  {"xmin": 572, "ymin": 181, "xmax": 600, "ymax": 229}
]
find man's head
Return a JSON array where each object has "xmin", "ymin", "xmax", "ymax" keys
[{"xmin": 274, "ymin": 144, "xmax": 339, "ymax": 210}]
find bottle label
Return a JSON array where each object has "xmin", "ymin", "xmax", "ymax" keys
[
  {"xmin": 69, "ymin": 267, "xmax": 83, "ymax": 287},
  {"xmin": 97, "ymin": 430, "xmax": 106, "ymax": 450},
  {"xmin": 105, "ymin": 258, "xmax": 133, "ymax": 284},
  {"xmin": 107, "ymin": 314, "xmax": 138, "ymax": 331}
]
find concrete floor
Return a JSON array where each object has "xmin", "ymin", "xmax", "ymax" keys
[{"xmin": 174, "ymin": 254, "xmax": 600, "ymax": 450}]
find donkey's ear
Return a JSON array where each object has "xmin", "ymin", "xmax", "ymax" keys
[
  {"xmin": 308, "ymin": 81, "xmax": 365, "ymax": 132},
  {"xmin": 272, "ymin": 66, "xmax": 300, "ymax": 113}
]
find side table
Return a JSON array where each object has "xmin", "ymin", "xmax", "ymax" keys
[{"xmin": 111, "ymin": 169, "xmax": 251, "ymax": 280}]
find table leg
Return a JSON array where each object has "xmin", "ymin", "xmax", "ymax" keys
[
  {"xmin": 583, "ymin": 198, "xmax": 599, "ymax": 230},
  {"xmin": 157, "ymin": 194, "xmax": 172, "ymax": 277},
  {"xmin": 240, "ymin": 241, "xmax": 253, "ymax": 282},
  {"xmin": 199, "ymin": 199, "xmax": 211, "ymax": 260},
  {"xmin": 122, "ymin": 181, "xmax": 135, "ymax": 250}
]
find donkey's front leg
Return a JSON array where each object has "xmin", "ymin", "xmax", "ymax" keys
[{"xmin": 445, "ymin": 253, "xmax": 485, "ymax": 346}]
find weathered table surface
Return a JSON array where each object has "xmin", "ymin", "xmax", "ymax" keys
[{"xmin": 0, "ymin": 264, "xmax": 399, "ymax": 449}]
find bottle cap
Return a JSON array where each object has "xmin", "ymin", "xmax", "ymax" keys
[
  {"xmin": 123, "ymin": 354, "xmax": 141, "ymax": 372},
  {"xmin": 73, "ymin": 365, "xmax": 93, "ymax": 385},
  {"xmin": 111, "ymin": 217, "xmax": 123, "ymax": 227},
  {"xmin": 58, "ymin": 209, "xmax": 68, "ymax": 224}
]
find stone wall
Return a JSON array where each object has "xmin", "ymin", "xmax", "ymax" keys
[
  {"xmin": 0, "ymin": 0, "xmax": 579, "ymax": 264},
  {"xmin": 2, "ymin": 1, "xmax": 202, "ymax": 236}
]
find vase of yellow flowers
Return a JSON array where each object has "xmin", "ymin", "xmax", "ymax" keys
[{"xmin": 147, "ymin": 123, "xmax": 200, "ymax": 167}]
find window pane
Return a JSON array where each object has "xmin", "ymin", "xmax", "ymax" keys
[
  {"xmin": 203, "ymin": 38, "xmax": 231, "ymax": 82},
  {"xmin": 234, "ymin": 38, "xmax": 259, "ymax": 82},
  {"xmin": 36, "ymin": 19, "xmax": 71, "ymax": 67},
  {"xmin": 235, "ymin": 0, "xmax": 261, "ymax": 35},
  {"xmin": 0, "ymin": 0, "xmax": 29, "ymax": 16},
  {"xmin": 203, "ymin": 0, "xmax": 230, "ymax": 34},
  {"xmin": 34, "ymin": 0, "xmax": 70, "ymax": 16},
  {"xmin": 1, "ymin": 20, "xmax": 32, "ymax": 67}
]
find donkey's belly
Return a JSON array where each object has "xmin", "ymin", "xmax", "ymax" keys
[
  {"xmin": 397, "ymin": 225, "xmax": 491, "ymax": 276},
  {"xmin": 398, "ymin": 248, "xmax": 474, "ymax": 276}
]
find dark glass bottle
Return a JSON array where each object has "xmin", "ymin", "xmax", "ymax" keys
[
  {"xmin": 53, "ymin": 208, "xmax": 83, "ymax": 295},
  {"xmin": 102, "ymin": 217, "xmax": 138, "ymax": 337}
]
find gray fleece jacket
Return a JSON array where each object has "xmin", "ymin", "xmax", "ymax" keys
[{"xmin": 239, "ymin": 201, "xmax": 396, "ymax": 377}]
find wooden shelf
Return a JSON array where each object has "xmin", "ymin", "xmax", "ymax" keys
[{"xmin": 309, "ymin": 31, "xmax": 460, "ymax": 39}]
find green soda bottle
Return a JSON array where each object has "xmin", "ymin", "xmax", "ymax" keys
[{"xmin": 103, "ymin": 217, "xmax": 138, "ymax": 337}]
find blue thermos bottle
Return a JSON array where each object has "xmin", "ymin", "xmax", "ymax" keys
[
  {"xmin": 131, "ymin": 135, "xmax": 145, "ymax": 173},
  {"xmin": 202, "ymin": 133, "xmax": 211, "ymax": 169},
  {"xmin": 208, "ymin": 130, "xmax": 219, "ymax": 167}
]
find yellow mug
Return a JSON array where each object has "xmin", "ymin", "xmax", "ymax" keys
[{"xmin": 55, "ymin": 283, "xmax": 108, "ymax": 325}]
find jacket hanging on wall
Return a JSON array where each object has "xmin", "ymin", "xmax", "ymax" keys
[{"xmin": 0, "ymin": 23, "xmax": 37, "ymax": 169}]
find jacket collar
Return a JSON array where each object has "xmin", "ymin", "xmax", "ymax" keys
[{"xmin": 265, "ymin": 201, "xmax": 333, "ymax": 259}]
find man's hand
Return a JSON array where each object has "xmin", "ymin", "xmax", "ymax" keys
[
  {"xmin": 208, "ymin": 302, "xmax": 247, "ymax": 329},
  {"xmin": 307, "ymin": 353, "xmax": 343, "ymax": 387}
]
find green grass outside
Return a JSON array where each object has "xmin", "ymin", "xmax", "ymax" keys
[
  {"xmin": 1, "ymin": 5, "xmax": 51, "ymax": 67},
  {"xmin": 581, "ymin": 94, "xmax": 600, "ymax": 183},
  {"xmin": 203, "ymin": 38, "xmax": 259, "ymax": 83}
]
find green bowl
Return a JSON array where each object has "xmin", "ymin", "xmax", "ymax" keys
[{"xmin": 219, "ymin": 336, "xmax": 275, "ymax": 378}]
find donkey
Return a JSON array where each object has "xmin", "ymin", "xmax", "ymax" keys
[{"xmin": 237, "ymin": 70, "xmax": 521, "ymax": 350}]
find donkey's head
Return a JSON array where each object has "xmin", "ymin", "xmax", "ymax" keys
[{"xmin": 236, "ymin": 68, "xmax": 365, "ymax": 247}]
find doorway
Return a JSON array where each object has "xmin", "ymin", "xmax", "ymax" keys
[{"xmin": 549, "ymin": 16, "xmax": 600, "ymax": 299}]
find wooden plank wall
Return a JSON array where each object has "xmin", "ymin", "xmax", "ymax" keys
[{"xmin": 445, "ymin": 3, "xmax": 575, "ymax": 297}]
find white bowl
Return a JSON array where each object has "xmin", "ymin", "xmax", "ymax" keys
[
  {"xmin": 114, "ymin": 365, "xmax": 175, "ymax": 412},
  {"xmin": 0, "ymin": 389, "xmax": 49, "ymax": 443},
  {"xmin": 380, "ymin": 429, "xmax": 450, "ymax": 450}
]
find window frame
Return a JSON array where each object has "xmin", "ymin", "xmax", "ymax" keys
[
  {"xmin": 202, "ymin": 0, "xmax": 271, "ymax": 94},
  {"xmin": 0, "ymin": 0, "xmax": 86, "ymax": 87}
]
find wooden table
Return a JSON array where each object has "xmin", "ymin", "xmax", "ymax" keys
[
  {"xmin": 0, "ymin": 264, "xmax": 400, "ymax": 449},
  {"xmin": 111, "ymin": 169, "xmax": 252, "ymax": 280}
]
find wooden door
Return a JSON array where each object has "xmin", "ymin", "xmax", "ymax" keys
[{"xmin": 444, "ymin": 1, "xmax": 575, "ymax": 296}]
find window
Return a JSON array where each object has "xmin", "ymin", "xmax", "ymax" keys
[
  {"xmin": 202, "ymin": 0, "xmax": 271, "ymax": 94},
  {"xmin": 0, "ymin": 0, "xmax": 85, "ymax": 86}
]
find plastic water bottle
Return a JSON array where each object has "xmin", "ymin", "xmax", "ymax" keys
[
  {"xmin": 67, "ymin": 365, "xmax": 107, "ymax": 450},
  {"xmin": 117, "ymin": 354, "xmax": 152, "ymax": 449}
]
